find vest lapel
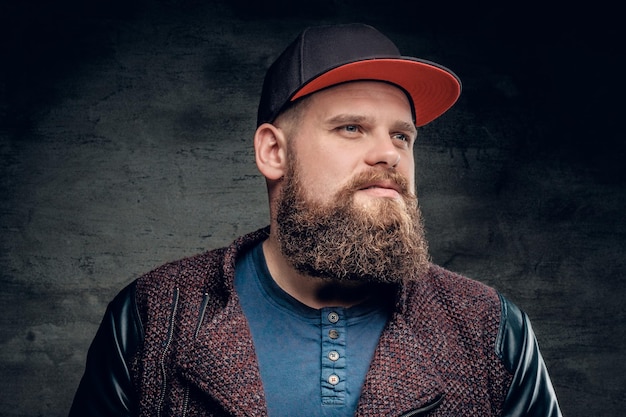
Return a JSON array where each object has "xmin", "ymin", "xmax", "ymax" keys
[
  {"xmin": 176, "ymin": 302, "xmax": 268, "ymax": 417},
  {"xmin": 355, "ymin": 310, "xmax": 446, "ymax": 416}
]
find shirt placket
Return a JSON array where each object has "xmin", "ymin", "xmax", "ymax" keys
[{"xmin": 321, "ymin": 308, "xmax": 347, "ymax": 405}]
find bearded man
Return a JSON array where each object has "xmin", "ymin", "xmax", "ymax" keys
[{"xmin": 69, "ymin": 23, "xmax": 562, "ymax": 417}]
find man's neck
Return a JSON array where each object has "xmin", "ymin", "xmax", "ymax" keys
[{"xmin": 261, "ymin": 237, "xmax": 385, "ymax": 309}]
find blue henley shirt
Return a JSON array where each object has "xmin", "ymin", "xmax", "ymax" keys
[{"xmin": 234, "ymin": 242, "xmax": 392, "ymax": 417}]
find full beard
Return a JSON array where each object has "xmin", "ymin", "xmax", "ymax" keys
[{"xmin": 275, "ymin": 162, "xmax": 430, "ymax": 284}]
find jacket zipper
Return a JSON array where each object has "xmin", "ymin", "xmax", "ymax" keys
[
  {"xmin": 157, "ymin": 287, "xmax": 180, "ymax": 417},
  {"xmin": 194, "ymin": 293, "xmax": 210, "ymax": 338},
  {"xmin": 181, "ymin": 292, "xmax": 210, "ymax": 417},
  {"xmin": 398, "ymin": 394, "xmax": 445, "ymax": 417}
]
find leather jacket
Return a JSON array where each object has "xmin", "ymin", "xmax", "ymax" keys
[{"xmin": 69, "ymin": 236, "xmax": 562, "ymax": 416}]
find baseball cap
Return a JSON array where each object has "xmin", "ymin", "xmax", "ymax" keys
[{"xmin": 257, "ymin": 23, "xmax": 461, "ymax": 127}]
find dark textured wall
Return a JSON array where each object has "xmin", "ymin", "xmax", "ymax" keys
[{"xmin": 1, "ymin": 1, "xmax": 624, "ymax": 416}]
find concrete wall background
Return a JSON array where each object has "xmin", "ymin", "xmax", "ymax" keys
[{"xmin": 1, "ymin": 1, "xmax": 624, "ymax": 415}]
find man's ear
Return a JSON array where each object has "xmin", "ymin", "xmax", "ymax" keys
[{"xmin": 254, "ymin": 123, "xmax": 288, "ymax": 180}]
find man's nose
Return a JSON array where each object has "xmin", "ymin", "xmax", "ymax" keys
[{"xmin": 364, "ymin": 133, "xmax": 401, "ymax": 168}]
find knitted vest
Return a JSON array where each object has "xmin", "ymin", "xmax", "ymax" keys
[{"xmin": 130, "ymin": 228, "xmax": 513, "ymax": 416}]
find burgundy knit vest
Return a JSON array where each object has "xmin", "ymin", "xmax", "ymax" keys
[{"xmin": 130, "ymin": 229, "xmax": 513, "ymax": 416}]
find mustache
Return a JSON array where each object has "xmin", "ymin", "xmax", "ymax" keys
[{"xmin": 340, "ymin": 169, "xmax": 413, "ymax": 198}]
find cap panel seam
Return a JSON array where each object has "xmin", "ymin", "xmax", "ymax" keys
[{"xmin": 299, "ymin": 28, "xmax": 309, "ymax": 86}]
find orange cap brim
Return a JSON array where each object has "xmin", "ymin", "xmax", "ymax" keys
[{"xmin": 291, "ymin": 59, "xmax": 461, "ymax": 127}]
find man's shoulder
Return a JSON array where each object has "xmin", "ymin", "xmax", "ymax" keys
[
  {"xmin": 424, "ymin": 263, "xmax": 498, "ymax": 294},
  {"xmin": 404, "ymin": 263, "xmax": 503, "ymax": 320}
]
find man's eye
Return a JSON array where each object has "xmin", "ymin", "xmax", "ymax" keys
[
  {"xmin": 392, "ymin": 133, "xmax": 409, "ymax": 142},
  {"xmin": 342, "ymin": 125, "xmax": 359, "ymax": 133}
]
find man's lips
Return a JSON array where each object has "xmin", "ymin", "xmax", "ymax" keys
[
  {"xmin": 357, "ymin": 181, "xmax": 402, "ymax": 198},
  {"xmin": 359, "ymin": 180, "xmax": 402, "ymax": 193}
]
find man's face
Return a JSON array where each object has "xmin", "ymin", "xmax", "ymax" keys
[
  {"xmin": 274, "ymin": 81, "xmax": 430, "ymax": 283},
  {"xmin": 279, "ymin": 81, "xmax": 418, "ymax": 208}
]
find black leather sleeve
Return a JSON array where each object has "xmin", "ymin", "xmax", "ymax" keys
[
  {"xmin": 68, "ymin": 282, "xmax": 144, "ymax": 417},
  {"xmin": 497, "ymin": 294, "xmax": 562, "ymax": 417}
]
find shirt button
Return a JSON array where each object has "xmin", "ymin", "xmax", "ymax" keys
[
  {"xmin": 328, "ymin": 351, "xmax": 340, "ymax": 361},
  {"xmin": 328, "ymin": 329, "xmax": 339, "ymax": 339},
  {"xmin": 328, "ymin": 374, "xmax": 340, "ymax": 385},
  {"xmin": 327, "ymin": 311, "xmax": 339, "ymax": 323}
]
